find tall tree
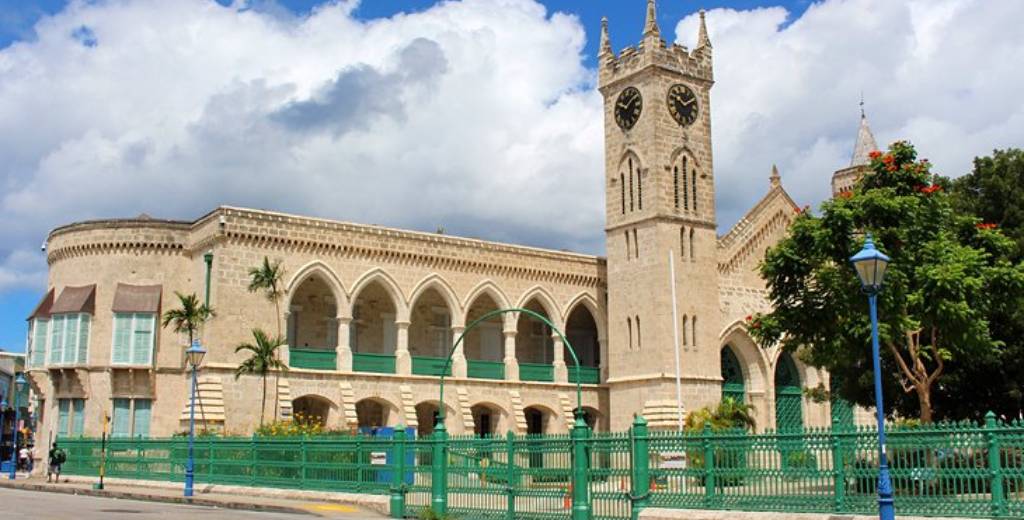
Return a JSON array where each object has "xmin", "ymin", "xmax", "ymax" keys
[
  {"xmin": 247, "ymin": 257, "xmax": 286, "ymax": 338},
  {"xmin": 161, "ymin": 292, "xmax": 215, "ymax": 347},
  {"xmin": 234, "ymin": 329, "xmax": 288, "ymax": 427},
  {"xmin": 247, "ymin": 257, "xmax": 286, "ymax": 418},
  {"xmin": 751, "ymin": 141, "xmax": 1024, "ymax": 422},
  {"xmin": 951, "ymin": 149, "xmax": 1024, "ymax": 260}
]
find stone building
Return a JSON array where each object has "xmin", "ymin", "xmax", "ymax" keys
[{"xmin": 24, "ymin": 2, "xmax": 866, "ymax": 441}]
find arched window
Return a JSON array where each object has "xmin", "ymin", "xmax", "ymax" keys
[
  {"xmin": 620, "ymin": 173, "xmax": 625, "ymax": 214},
  {"xmin": 691, "ymin": 315, "xmax": 698, "ymax": 348},
  {"xmin": 681, "ymin": 315, "xmax": 688, "ymax": 347},
  {"xmin": 629, "ymin": 158, "xmax": 635, "ymax": 212},
  {"xmin": 624, "ymin": 230, "xmax": 630, "ymax": 260},
  {"xmin": 633, "ymin": 229, "xmax": 639, "ymax": 259},
  {"xmin": 680, "ymin": 226, "xmax": 686, "ymax": 258},
  {"xmin": 692, "ymin": 167, "xmax": 698, "ymax": 212},
  {"xmin": 689, "ymin": 228, "xmax": 695, "ymax": 260},
  {"xmin": 637, "ymin": 167, "xmax": 643, "ymax": 210},
  {"xmin": 627, "ymin": 317, "xmax": 633, "ymax": 351},
  {"xmin": 673, "ymin": 166, "xmax": 679, "ymax": 209},
  {"xmin": 635, "ymin": 315, "xmax": 641, "ymax": 350},
  {"xmin": 683, "ymin": 157, "xmax": 689, "ymax": 210}
]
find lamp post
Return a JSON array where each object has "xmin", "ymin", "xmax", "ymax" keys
[
  {"xmin": 184, "ymin": 340, "xmax": 206, "ymax": 498},
  {"xmin": 8, "ymin": 374, "xmax": 26, "ymax": 479},
  {"xmin": 850, "ymin": 234, "xmax": 895, "ymax": 520}
]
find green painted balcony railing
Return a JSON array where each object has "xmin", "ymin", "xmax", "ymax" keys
[
  {"xmin": 289, "ymin": 348, "xmax": 336, "ymax": 370},
  {"xmin": 467, "ymin": 360, "xmax": 505, "ymax": 380},
  {"xmin": 519, "ymin": 362, "xmax": 554, "ymax": 382},
  {"xmin": 411, "ymin": 356, "xmax": 451, "ymax": 377},
  {"xmin": 567, "ymin": 366, "xmax": 600, "ymax": 384},
  {"xmin": 352, "ymin": 352, "xmax": 396, "ymax": 374}
]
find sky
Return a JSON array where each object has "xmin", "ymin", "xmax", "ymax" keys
[{"xmin": 0, "ymin": 0, "xmax": 1021, "ymax": 351}]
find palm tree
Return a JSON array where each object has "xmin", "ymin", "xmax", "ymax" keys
[
  {"xmin": 235, "ymin": 329, "xmax": 288, "ymax": 426},
  {"xmin": 247, "ymin": 257, "xmax": 286, "ymax": 419},
  {"xmin": 684, "ymin": 397, "xmax": 757, "ymax": 432},
  {"xmin": 162, "ymin": 291, "xmax": 215, "ymax": 429},
  {"xmin": 161, "ymin": 292, "xmax": 215, "ymax": 347},
  {"xmin": 247, "ymin": 257, "xmax": 286, "ymax": 338}
]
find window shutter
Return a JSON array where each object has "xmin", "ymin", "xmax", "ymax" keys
[
  {"xmin": 58, "ymin": 400, "xmax": 70, "ymax": 437},
  {"xmin": 61, "ymin": 315, "xmax": 77, "ymax": 365},
  {"xmin": 32, "ymin": 319, "xmax": 48, "ymax": 367},
  {"xmin": 112, "ymin": 314, "xmax": 132, "ymax": 365},
  {"xmin": 72, "ymin": 399, "xmax": 86, "ymax": 436},
  {"xmin": 49, "ymin": 317, "xmax": 65, "ymax": 364},
  {"xmin": 77, "ymin": 314, "xmax": 91, "ymax": 364},
  {"xmin": 132, "ymin": 314, "xmax": 155, "ymax": 365},
  {"xmin": 112, "ymin": 398, "xmax": 131, "ymax": 437},
  {"xmin": 132, "ymin": 399, "xmax": 152, "ymax": 438}
]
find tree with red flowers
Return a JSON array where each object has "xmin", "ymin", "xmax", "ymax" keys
[{"xmin": 750, "ymin": 141, "xmax": 1024, "ymax": 422}]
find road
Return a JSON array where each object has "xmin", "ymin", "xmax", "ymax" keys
[{"xmin": 0, "ymin": 488, "xmax": 385, "ymax": 519}]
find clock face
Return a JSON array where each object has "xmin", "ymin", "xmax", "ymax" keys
[
  {"xmin": 667, "ymin": 84, "xmax": 699, "ymax": 126},
  {"xmin": 614, "ymin": 87, "xmax": 642, "ymax": 130}
]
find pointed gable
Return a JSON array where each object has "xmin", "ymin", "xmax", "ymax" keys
[{"xmin": 850, "ymin": 113, "xmax": 878, "ymax": 167}]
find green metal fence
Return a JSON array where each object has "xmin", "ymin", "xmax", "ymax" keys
[
  {"xmin": 59, "ymin": 413, "xmax": 1024, "ymax": 519},
  {"xmin": 289, "ymin": 348, "xmax": 337, "ymax": 370}
]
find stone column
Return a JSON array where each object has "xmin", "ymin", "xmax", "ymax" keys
[
  {"xmin": 552, "ymin": 333, "xmax": 567, "ymax": 383},
  {"xmin": 336, "ymin": 317, "xmax": 352, "ymax": 372},
  {"xmin": 598, "ymin": 338, "xmax": 608, "ymax": 383},
  {"xmin": 451, "ymin": 326, "xmax": 467, "ymax": 378},
  {"xmin": 396, "ymin": 321, "xmax": 412, "ymax": 375},
  {"xmin": 503, "ymin": 330, "xmax": 519, "ymax": 381}
]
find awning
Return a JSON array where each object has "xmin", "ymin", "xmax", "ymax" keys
[
  {"xmin": 50, "ymin": 285, "xmax": 97, "ymax": 315},
  {"xmin": 27, "ymin": 289, "xmax": 55, "ymax": 321},
  {"xmin": 111, "ymin": 283, "xmax": 162, "ymax": 313}
]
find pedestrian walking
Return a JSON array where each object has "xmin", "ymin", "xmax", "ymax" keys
[
  {"xmin": 47, "ymin": 442, "xmax": 65, "ymax": 483},
  {"xmin": 18, "ymin": 446, "xmax": 29, "ymax": 471}
]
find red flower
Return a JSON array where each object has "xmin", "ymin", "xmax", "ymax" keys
[
  {"xmin": 976, "ymin": 223, "xmax": 998, "ymax": 230},
  {"xmin": 886, "ymin": 165, "xmax": 897, "ymax": 172},
  {"xmin": 745, "ymin": 315, "xmax": 753, "ymax": 322},
  {"xmin": 882, "ymin": 154, "xmax": 895, "ymax": 164},
  {"xmin": 921, "ymin": 185, "xmax": 942, "ymax": 194},
  {"xmin": 838, "ymin": 191, "xmax": 853, "ymax": 199},
  {"xmin": 868, "ymin": 150, "xmax": 882, "ymax": 160}
]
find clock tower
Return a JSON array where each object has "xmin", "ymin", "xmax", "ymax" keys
[{"xmin": 599, "ymin": 1, "xmax": 721, "ymax": 430}]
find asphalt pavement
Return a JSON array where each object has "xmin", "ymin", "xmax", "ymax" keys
[{"xmin": 0, "ymin": 487, "xmax": 385, "ymax": 519}]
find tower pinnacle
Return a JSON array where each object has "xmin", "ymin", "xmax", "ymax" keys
[
  {"xmin": 770, "ymin": 164, "xmax": 781, "ymax": 187},
  {"xmin": 643, "ymin": 0, "xmax": 660, "ymax": 39},
  {"xmin": 697, "ymin": 9, "xmax": 711, "ymax": 49},
  {"xmin": 850, "ymin": 102, "xmax": 878, "ymax": 167},
  {"xmin": 600, "ymin": 16, "xmax": 613, "ymax": 56}
]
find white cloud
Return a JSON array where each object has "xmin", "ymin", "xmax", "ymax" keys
[
  {"xmin": 0, "ymin": 0, "xmax": 1021, "ymax": 294},
  {"xmin": 674, "ymin": 0, "xmax": 1024, "ymax": 227}
]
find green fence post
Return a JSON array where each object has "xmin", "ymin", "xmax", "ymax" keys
[
  {"xmin": 208, "ymin": 437, "xmax": 214, "ymax": 481},
  {"xmin": 505, "ymin": 430, "xmax": 516, "ymax": 520},
  {"xmin": 986, "ymin": 411, "xmax": 1007, "ymax": 517},
  {"xmin": 251, "ymin": 435, "xmax": 257, "ymax": 487},
  {"xmin": 301, "ymin": 436, "xmax": 308, "ymax": 490},
  {"xmin": 831, "ymin": 430, "xmax": 846, "ymax": 512},
  {"xmin": 391, "ymin": 426, "xmax": 407, "ymax": 518},
  {"xmin": 702, "ymin": 423, "xmax": 715, "ymax": 508},
  {"xmin": 630, "ymin": 415, "xmax": 650, "ymax": 520},
  {"xmin": 571, "ymin": 413, "xmax": 592, "ymax": 520},
  {"xmin": 431, "ymin": 422, "xmax": 448, "ymax": 515},
  {"xmin": 135, "ymin": 437, "xmax": 143, "ymax": 481}
]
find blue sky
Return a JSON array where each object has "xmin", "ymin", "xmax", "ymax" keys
[{"xmin": 0, "ymin": 0, "xmax": 1020, "ymax": 352}]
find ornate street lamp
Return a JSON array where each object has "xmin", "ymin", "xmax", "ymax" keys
[
  {"xmin": 8, "ymin": 374, "xmax": 26, "ymax": 479},
  {"xmin": 184, "ymin": 340, "xmax": 206, "ymax": 497},
  {"xmin": 850, "ymin": 234, "xmax": 895, "ymax": 520}
]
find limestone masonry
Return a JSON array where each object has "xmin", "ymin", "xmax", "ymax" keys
[{"xmin": 25, "ymin": 3, "xmax": 877, "ymax": 442}]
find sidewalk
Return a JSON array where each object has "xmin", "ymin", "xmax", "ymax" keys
[{"xmin": 0, "ymin": 475, "xmax": 388, "ymax": 518}]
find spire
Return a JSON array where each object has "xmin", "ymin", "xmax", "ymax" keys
[
  {"xmin": 770, "ymin": 164, "xmax": 781, "ymax": 187},
  {"xmin": 696, "ymin": 9, "xmax": 711, "ymax": 49},
  {"xmin": 850, "ymin": 102, "xmax": 879, "ymax": 167},
  {"xmin": 600, "ymin": 16, "xmax": 612, "ymax": 56},
  {"xmin": 643, "ymin": 0, "xmax": 660, "ymax": 39}
]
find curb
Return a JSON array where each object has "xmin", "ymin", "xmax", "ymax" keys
[{"xmin": 0, "ymin": 480, "xmax": 314, "ymax": 516}]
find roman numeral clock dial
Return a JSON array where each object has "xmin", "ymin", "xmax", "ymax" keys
[
  {"xmin": 614, "ymin": 87, "xmax": 642, "ymax": 131},
  {"xmin": 667, "ymin": 84, "xmax": 699, "ymax": 126}
]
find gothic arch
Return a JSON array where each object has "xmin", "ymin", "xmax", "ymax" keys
[
  {"xmin": 463, "ymin": 280, "xmax": 512, "ymax": 314},
  {"xmin": 718, "ymin": 320, "xmax": 770, "ymax": 394},
  {"xmin": 408, "ymin": 273, "xmax": 463, "ymax": 325},
  {"xmin": 561, "ymin": 291, "xmax": 606, "ymax": 341},
  {"xmin": 349, "ymin": 268, "xmax": 408, "ymax": 322},
  {"xmin": 514, "ymin": 285, "xmax": 563, "ymax": 327},
  {"xmin": 291, "ymin": 393, "xmax": 338, "ymax": 427},
  {"xmin": 616, "ymin": 149, "xmax": 645, "ymax": 173},
  {"xmin": 668, "ymin": 146, "xmax": 702, "ymax": 169},
  {"xmin": 285, "ymin": 260, "xmax": 348, "ymax": 312}
]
